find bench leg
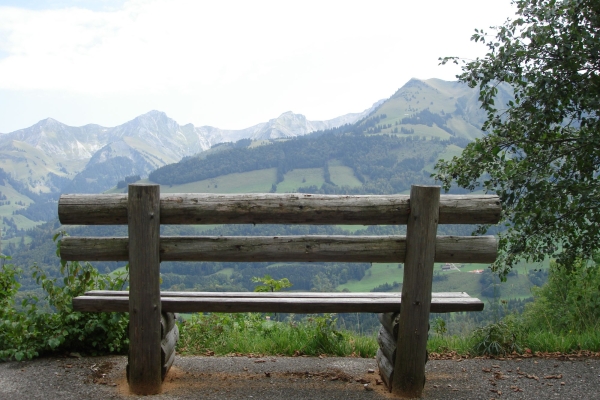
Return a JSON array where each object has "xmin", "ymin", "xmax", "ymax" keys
[
  {"xmin": 392, "ymin": 185, "xmax": 439, "ymax": 397},
  {"xmin": 128, "ymin": 184, "xmax": 162, "ymax": 394}
]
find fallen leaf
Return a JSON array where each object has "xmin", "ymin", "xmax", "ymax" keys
[{"xmin": 544, "ymin": 374, "xmax": 562, "ymax": 379}]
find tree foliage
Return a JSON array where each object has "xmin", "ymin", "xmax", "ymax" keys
[
  {"xmin": 251, "ymin": 274, "xmax": 292, "ymax": 292},
  {"xmin": 436, "ymin": 0, "xmax": 600, "ymax": 276}
]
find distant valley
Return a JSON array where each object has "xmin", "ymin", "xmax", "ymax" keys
[
  {"xmin": 0, "ymin": 77, "xmax": 514, "ymax": 245},
  {"xmin": 1, "ymin": 77, "xmax": 525, "ymax": 299}
]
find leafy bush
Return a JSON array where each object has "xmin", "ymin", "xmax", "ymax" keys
[
  {"xmin": 522, "ymin": 259, "xmax": 600, "ymax": 334},
  {"xmin": 0, "ymin": 235, "xmax": 130, "ymax": 361}
]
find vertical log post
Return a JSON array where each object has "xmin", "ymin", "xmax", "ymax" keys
[
  {"xmin": 392, "ymin": 185, "xmax": 440, "ymax": 397},
  {"xmin": 128, "ymin": 184, "xmax": 162, "ymax": 394}
]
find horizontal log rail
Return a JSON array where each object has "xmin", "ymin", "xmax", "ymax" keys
[
  {"xmin": 85, "ymin": 290, "xmax": 474, "ymax": 298},
  {"xmin": 72, "ymin": 294, "xmax": 484, "ymax": 314},
  {"xmin": 58, "ymin": 193, "xmax": 501, "ymax": 225},
  {"xmin": 60, "ymin": 235, "xmax": 498, "ymax": 264}
]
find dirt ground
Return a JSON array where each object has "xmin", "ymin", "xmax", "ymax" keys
[{"xmin": 1, "ymin": 354, "xmax": 599, "ymax": 399}]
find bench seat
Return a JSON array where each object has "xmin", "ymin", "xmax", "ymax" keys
[{"xmin": 73, "ymin": 290, "xmax": 484, "ymax": 314}]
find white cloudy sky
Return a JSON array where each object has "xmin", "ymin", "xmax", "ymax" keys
[{"xmin": 0, "ymin": 0, "xmax": 515, "ymax": 132}]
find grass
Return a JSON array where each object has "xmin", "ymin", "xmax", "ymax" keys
[
  {"xmin": 174, "ymin": 312, "xmax": 600, "ymax": 358},
  {"xmin": 427, "ymin": 335, "xmax": 475, "ymax": 355},
  {"xmin": 176, "ymin": 313, "xmax": 378, "ymax": 357},
  {"xmin": 521, "ymin": 329, "xmax": 600, "ymax": 353}
]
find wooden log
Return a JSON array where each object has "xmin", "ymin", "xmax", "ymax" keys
[
  {"xmin": 161, "ymin": 324, "xmax": 179, "ymax": 365},
  {"xmin": 58, "ymin": 193, "xmax": 501, "ymax": 226},
  {"xmin": 60, "ymin": 235, "xmax": 498, "ymax": 264},
  {"xmin": 161, "ymin": 312, "xmax": 177, "ymax": 340},
  {"xmin": 127, "ymin": 184, "xmax": 162, "ymax": 395},
  {"xmin": 377, "ymin": 312, "xmax": 399, "ymax": 340},
  {"xmin": 162, "ymin": 349, "xmax": 175, "ymax": 382},
  {"xmin": 392, "ymin": 185, "xmax": 439, "ymax": 398},
  {"xmin": 377, "ymin": 325, "xmax": 397, "ymax": 364},
  {"xmin": 85, "ymin": 290, "xmax": 473, "ymax": 299},
  {"xmin": 72, "ymin": 295, "xmax": 484, "ymax": 313},
  {"xmin": 376, "ymin": 348, "xmax": 394, "ymax": 392}
]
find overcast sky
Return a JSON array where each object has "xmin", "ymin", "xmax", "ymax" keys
[{"xmin": 0, "ymin": 0, "xmax": 516, "ymax": 133}]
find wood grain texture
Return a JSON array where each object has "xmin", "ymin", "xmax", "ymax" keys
[
  {"xmin": 127, "ymin": 184, "xmax": 162, "ymax": 395},
  {"xmin": 160, "ymin": 312, "xmax": 177, "ymax": 340},
  {"xmin": 84, "ymin": 290, "xmax": 473, "ymax": 299},
  {"xmin": 60, "ymin": 235, "xmax": 498, "ymax": 263},
  {"xmin": 162, "ymin": 350, "xmax": 175, "ymax": 382},
  {"xmin": 58, "ymin": 193, "xmax": 501, "ymax": 225},
  {"xmin": 378, "ymin": 312, "xmax": 400, "ymax": 340},
  {"xmin": 377, "ymin": 325, "xmax": 397, "ymax": 365},
  {"xmin": 72, "ymin": 295, "xmax": 484, "ymax": 313},
  {"xmin": 161, "ymin": 324, "xmax": 179, "ymax": 366},
  {"xmin": 376, "ymin": 348, "xmax": 394, "ymax": 392},
  {"xmin": 393, "ymin": 185, "xmax": 440, "ymax": 397}
]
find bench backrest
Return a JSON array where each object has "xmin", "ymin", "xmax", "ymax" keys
[{"xmin": 58, "ymin": 189, "xmax": 501, "ymax": 265}]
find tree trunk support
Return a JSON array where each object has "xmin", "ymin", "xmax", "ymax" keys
[
  {"xmin": 128, "ymin": 184, "xmax": 162, "ymax": 395},
  {"xmin": 392, "ymin": 185, "xmax": 440, "ymax": 397}
]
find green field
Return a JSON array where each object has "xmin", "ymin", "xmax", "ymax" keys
[
  {"xmin": 110, "ymin": 162, "xmax": 363, "ymax": 195},
  {"xmin": 0, "ymin": 182, "xmax": 44, "ymax": 231},
  {"xmin": 336, "ymin": 261, "xmax": 542, "ymax": 301},
  {"xmin": 112, "ymin": 169, "xmax": 277, "ymax": 194},
  {"xmin": 337, "ymin": 263, "xmax": 402, "ymax": 291},
  {"xmin": 276, "ymin": 168, "xmax": 324, "ymax": 192},
  {"xmin": 329, "ymin": 165, "xmax": 362, "ymax": 187}
]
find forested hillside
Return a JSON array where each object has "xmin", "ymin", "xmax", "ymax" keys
[{"xmin": 150, "ymin": 120, "xmax": 470, "ymax": 195}]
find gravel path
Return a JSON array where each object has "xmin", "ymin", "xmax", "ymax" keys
[{"xmin": 0, "ymin": 355, "xmax": 599, "ymax": 399}]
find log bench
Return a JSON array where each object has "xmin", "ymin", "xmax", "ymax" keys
[{"xmin": 58, "ymin": 184, "xmax": 501, "ymax": 397}]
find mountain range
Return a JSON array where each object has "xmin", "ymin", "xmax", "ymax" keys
[
  {"xmin": 0, "ymin": 78, "xmax": 514, "ymax": 244},
  {"xmin": 0, "ymin": 102, "xmax": 381, "ymax": 194}
]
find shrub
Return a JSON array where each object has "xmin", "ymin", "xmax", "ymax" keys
[
  {"xmin": 0, "ymin": 234, "xmax": 130, "ymax": 361},
  {"xmin": 522, "ymin": 259, "xmax": 600, "ymax": 334}
]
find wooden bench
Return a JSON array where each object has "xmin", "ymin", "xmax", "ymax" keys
[{"xmin": 58, "ymin": 184, "xmax": 501, "ymax": 397}]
